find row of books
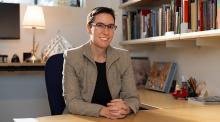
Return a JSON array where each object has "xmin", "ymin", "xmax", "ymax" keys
[{"xmin": 122, "ymin": 0, "xmax": 220, "ymax": 40}]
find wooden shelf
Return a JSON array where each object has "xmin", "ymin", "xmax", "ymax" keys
[
  {"xmin": 180, "ymin": 29, "xmax": 220, "ymax": 39},
  {"xmin": 120, "ymin": 34, "xmax": 180, "ymax": 44},
  {"xmin": 0, "ymin": 63, "xmax": 45, "ymax": 71},
  {"xmin": 120, "ymin": 30, "xmax": 220, "ymax": 47}
]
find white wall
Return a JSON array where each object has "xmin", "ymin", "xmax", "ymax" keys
[
  {"xmin": 0, "ymin": 0, "xmax": 122, "ymax": 62},
  {"xmin": 0, "ymin": 72, "xmax": 48, "ymax": 122},
  {"xmin": 0, "ymin": 1, "xmax": 122, "ymax": 122}
]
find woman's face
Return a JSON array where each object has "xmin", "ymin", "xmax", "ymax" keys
[{"xmin": 87, "ymin": 13, "xmax": 115, "ymax": 49}]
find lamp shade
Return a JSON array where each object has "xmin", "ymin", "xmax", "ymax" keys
[{"xmin": 23, "ymin": 6, "xmax": 45, "ymax": 29}]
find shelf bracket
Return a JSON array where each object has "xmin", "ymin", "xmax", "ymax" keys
[
  {"xmin": 196, "ymin": 37, "xmax": 220, "ymax": 47},
  {"xmin": 166, "ymin": 39, "xmax": 196, "ymax": 48}
]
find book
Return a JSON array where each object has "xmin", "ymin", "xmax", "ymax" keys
[
  {"xmin": 188, "ymin": 96, "xmax": 220, "ymax": 105},
  {"xmin": 191, "ymin": 0, "xmax": 197, "ymax": 31},
  {"xmin": 217, "ymin": 0, "xmax": 220, "ymax": 28},
  {"xmin": 145, "ymin": 62, "xmax": 177, "ymax": 93},
  {"xmin": 187, "ymin": 77, "xmax": 197, "ymax": 97}
]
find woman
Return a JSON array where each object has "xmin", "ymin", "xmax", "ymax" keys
[{"xmin": 62, "ymin": 7, "xmax": 140, "ymax": 119}]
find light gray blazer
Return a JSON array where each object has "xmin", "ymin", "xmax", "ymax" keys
[{"xmin": 62, "ymin": 41, "xmax": 140, "ymax": 117}]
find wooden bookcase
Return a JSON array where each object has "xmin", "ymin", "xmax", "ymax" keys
[{"xmin": 119, "ymin": 0, "xmax": 220, "ymax": 47}]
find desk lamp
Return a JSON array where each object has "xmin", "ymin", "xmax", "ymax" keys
[{"xmin": 23, "ymin": 5, "xmax": 45, "ymax": 63}]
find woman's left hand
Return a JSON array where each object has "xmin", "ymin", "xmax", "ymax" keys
[{"xmin": 107, "ymin": 99, "xmax": 131, "ymax": 117}]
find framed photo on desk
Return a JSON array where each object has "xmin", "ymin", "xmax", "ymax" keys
[
  {"xmin": 145, "ymin": 62, "xmax": 177, "ymax": 93},
  {"xmin": 131, "ymin": 57, "xmax": 150, "ymax": 88}
]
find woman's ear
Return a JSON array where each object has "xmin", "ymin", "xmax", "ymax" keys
[{"xmin": 86, "ymin": 24, "xmax": 92, "ymax": 33}]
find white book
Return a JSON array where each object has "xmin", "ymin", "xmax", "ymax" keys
[{"xmin": 188, "ymin": 96, "xmax": 220, "ymax": 105}]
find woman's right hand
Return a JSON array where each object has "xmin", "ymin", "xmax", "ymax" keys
[
  {"xmin": 99, "ymin": 106, "xmax": 126, "ymax": 119},
  {"xmin": 100, "ymin": 99, "xmax": 130, "ymax": 119}
]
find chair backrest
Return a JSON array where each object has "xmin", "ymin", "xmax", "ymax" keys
[{"xmin": 45, "ymin": 53, "xmax": 65, "ymax": 115}]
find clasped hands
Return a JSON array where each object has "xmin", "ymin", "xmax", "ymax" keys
[{"xmin": 100, "ymin": 99, "xmax": 131, "ymax": 119}]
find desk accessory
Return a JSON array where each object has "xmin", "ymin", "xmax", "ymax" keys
[
  {"xmin": 41, "ymin": 31, "xmax": 72, "ymax": 62},
  {"xmin": 23, "ymin": 52, "xmax": 32, "ymax": 62},
  {"xmin": 188, "ymin": 96, "xmax": 220, "ymax": 105},
  {"xmin": 172, "ymin": 77, "xmax": 189, "ymax": 99},
  {"xmin": 11, "ymin": 54, "xmax": 20, "ymax": 63},
  {"xmin": 23, "ymin": 5, "xmax": 46, "ymax": 63},
  {"xmin": 196, "ymin": 81, "xmax": 208, "ymax": 97},
  {"xmin": 0, "ymin": 55, "xmax": 8, "ymax": 63},
  {"xmin": 172, "ymin": 77, "xmax": 198, "ymax": 99}
]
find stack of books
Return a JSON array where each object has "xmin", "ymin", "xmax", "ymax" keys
[{"xmin": 188, "ymin": 96, "xmax": 220, "ymax": 105}]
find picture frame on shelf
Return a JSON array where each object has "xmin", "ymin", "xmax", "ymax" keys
[{"xmin": 131, "ymin": 57, "xmax": 150, "ymax": 89}]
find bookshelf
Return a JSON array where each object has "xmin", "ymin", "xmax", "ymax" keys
[
  {"xmin": 120, "ymin": 0, "xmax": 220, "ymax": 47},
  {"xmin": 120, "ymin": 29, "xmax": 220, "ymax": 47}
]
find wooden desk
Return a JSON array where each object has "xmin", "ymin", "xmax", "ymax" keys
[
  {"xmin": 14, "ymin": 89, "xmax": 220, "ymax": 122},
  {"xmin": 14, "ymin": 107, "xmax": 220, "ymax": 122}
]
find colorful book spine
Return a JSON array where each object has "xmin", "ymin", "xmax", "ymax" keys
[
  {"xmin": 217, "ymin": 0, "xmax": 220, "ymax": 28},
  {"xmin": 200, "ymin": 0, "xmax": 204, "ymax": 31}
]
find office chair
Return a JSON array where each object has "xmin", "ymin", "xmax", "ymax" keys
[{"xmin": 45, "ymin": 53, "xmax": 66, "ymax": 115}]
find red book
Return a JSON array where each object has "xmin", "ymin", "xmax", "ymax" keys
[
  {"xmin": 184, "ymin": 0, "xmax": 189, "ymax": 23},
  {"xmin": 141, "ymin": 9, "xmax": 151, "ymax": 16}
]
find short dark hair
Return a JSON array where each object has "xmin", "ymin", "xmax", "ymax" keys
[{"xmin": 87, "ymin": 7, "xmax": 115, "ymax": 27}]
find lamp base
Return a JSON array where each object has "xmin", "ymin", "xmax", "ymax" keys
[{"xmin": 26, "ymin": 54, "xmax": 41, "ymax": 63}]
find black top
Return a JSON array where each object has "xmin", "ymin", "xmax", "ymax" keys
[{"xmin": 91, "ymin": 62, "xmax": 112, "ymax": 106}]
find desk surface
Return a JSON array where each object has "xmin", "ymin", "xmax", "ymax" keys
[
  {"xmin": 138, "ymin": 89, "xmax": 201, "ymax": 109},
  {"xmin": 14, "ymin": 89, "xmax": 220, "ymax": 122},
  {"xmin": 14, "ymin": 106, "xmax": 220, "ymax": 122}
]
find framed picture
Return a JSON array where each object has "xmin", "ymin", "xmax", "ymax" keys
[
  {"xmin": 38, "ymin": 0, "xmax": 81, "ymax": 7},
  {"xmin": 131, "ymin": 57, "xmax": 150, "ymax": 88},
  {"xmin": 3, "ymin": 0, "xmax": 82, "ymax": 7},
  {"xmin": 145, "ymin": 62, "xmax": 177, "ymax": 93}
]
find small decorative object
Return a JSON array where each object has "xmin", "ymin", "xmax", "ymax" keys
[
  {"xmin": 172, "ymin": 77, "xmax": 198, "ymax": 99},
  {"xmin": 0, "ymin": 54, "xmax": 8, "ymax": 63},
  {"xmin": 145, "ymin": 62, "xmax": 177, "ymax": 93},
  {"xmin": 23, "ymin": 52, "xmax": 32, "ymax": 62},
  {"xmin": 131, "ymin": 57, "xmax": 150, "ymax": 88},
  {"xmin": 187, "ymin": 77, "xmax": 197, "ymax": 97},
  {"xmin": 196, "ymin": 81, "xmax": 208, "ymax": 97},
  {"xmin": 11, "ymin": 54, "xmax": 20, "ymax": 63},
  {"xmin": 172, "ymin": 76, "xmax": 188, "ymax": 99},
  {"xmin": 41, "ymin": 31, "xmax": 72, "ymax": 62}
]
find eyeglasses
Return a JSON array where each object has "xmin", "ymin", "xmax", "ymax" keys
[{"xmin": 91, "ymin": 22, "xmax": 117, "ymax": 31}]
